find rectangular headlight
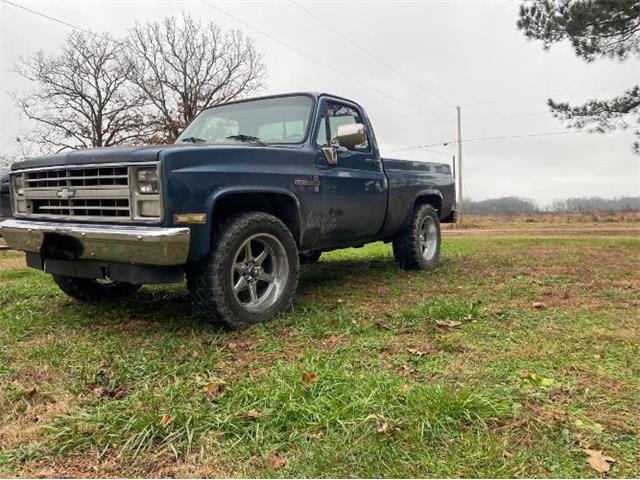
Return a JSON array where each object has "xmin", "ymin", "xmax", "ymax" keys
[{"xmin": 136, "ymin": 168, "xmax": 159, "ymax": 194}]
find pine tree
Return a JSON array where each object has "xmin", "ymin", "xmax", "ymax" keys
[{"xmin": 517, "ymin": 0, "xmax": 640, "ymax": 153}]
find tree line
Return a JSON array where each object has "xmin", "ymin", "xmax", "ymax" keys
[
  {"xmin": 464, "ymin": 196, "xmax": 640, "ymax": 215},
  {"xmin": 12, "ymin": 13, "xmax": 266, "ymax": 155}
]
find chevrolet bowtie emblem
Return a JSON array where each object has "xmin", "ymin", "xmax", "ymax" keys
[{"xmin": 56, "ymin": 187, "xmax": 76, "ymax": 199}]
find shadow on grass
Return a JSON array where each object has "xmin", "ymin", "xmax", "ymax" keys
[{"xmin": 42, "ymin": 255, "xmax": 449, "ymax": 336}]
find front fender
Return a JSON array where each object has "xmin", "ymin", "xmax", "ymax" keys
[{"xmin": 186, "ymin": 186, "xmax": 302, "ymax": 262}]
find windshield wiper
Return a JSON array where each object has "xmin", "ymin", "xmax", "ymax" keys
[
  {"xmin": 180, "ymin": 136, "xmax": 207, "ymax": 144},
  {"xmin": 226, "ymin": 134, "xmax": 267, "ymax": 146}
]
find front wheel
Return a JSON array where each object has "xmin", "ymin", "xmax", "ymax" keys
[
  {"xmin": 52, "ymin": 275, "xmax": 140, "ymax": 301},
  {"xmin": 392, "ymin": 204, "xmax": 441, "ymax": 270},
  {"xmin": 187, "ymin": 211, "xmax": 299, "ymax": 329}
]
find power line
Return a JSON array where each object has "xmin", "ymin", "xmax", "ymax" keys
[
  {"xmin": 0, "ymin": 0, "xmax": 109, "ymax": 40},
  {"xmin": 290, "ymin": 0, "xmax": 452, "ymax": 111},
  {"xmin": 379, "ymin": 137, "xmax": 452, "ymax": 157},
  {"xmin": 387, "ymin": 129, "xmax": 587, "ymax": 153},
  {"xmin": 0, "ymin": 0, "xmax": 93, "ymax": 35},
  {"xmin": 199, "ymin": 0, "xmax": 441, "ymax": 116},
  {"xmin": 0, "ymin": 0, "xmax": 114, "ymax": 43}
]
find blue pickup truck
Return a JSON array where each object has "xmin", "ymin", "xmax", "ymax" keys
[{"xmin": 0, "ymin": 92, "xmax": 455, "ymax": 329}]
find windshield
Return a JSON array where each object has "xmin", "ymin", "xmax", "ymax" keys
[{"xmin": 175, "ymin": 95, "xmax": 314, "ymax": 145}]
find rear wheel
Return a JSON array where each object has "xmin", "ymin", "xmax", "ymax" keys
[
  {"xmin": 392, "ymin": 204, "xmax": 441, "ymax": 270},
  {"xmin": 187, "ymin": 211, "xmax": 299, "ymax": 329},
  {"xmin": 52, "ymin": 275, "xmax": 140, "ymax": 301}
]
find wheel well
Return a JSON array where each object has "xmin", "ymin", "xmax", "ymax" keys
[
  {"xmin": 212, "ymin": 192, "xmax": 301, "ymax": 244},
  {"xmin": 414, "ymin": 194, "xmax": 442, "ymax": 216}
]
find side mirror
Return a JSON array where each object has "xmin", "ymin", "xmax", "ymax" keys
[
  {"xmin": 336, "ymin": 123, "xmax": 366, "ymax": 150},
  {"xmin": 322, "ymin": 146, "xmax": 337, "ymax": 165}
]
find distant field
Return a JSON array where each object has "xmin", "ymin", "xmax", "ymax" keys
[
  {"xmin": 0, "ymin": 226, "xmax": 638, "ymax": 477},
  {"xmin": 444, "ymin": 211, "xmax": 640, "ymax": 230}
]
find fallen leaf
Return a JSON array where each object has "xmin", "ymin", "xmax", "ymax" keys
[
  {"xmin": 435, "ymin": 320, "xmax": 463, "ymax": 328},
  {"xmin": 399, "ymin": 384, "xmax": 412, "ymax": 395},
  {"xmin": 235, "ymin": 409, "xmax": 263, "ymax": 420},
  {"xmin": 202, "ymin": 378, "xmax": 226, "ymax": 400},
  {"xmin": 503, "ymin": 450, "xmax": 514, "ymax": 459},
  {"xmin": 399, "ymin": 363, "xmax": 419, "ymax": 376},
  {"xmin": 92, "ymin": 386, "xmax": 127, "ymax": 400},
  {"xmin": 25, "ymin": 388, "xmax": 38, "ymax": 400},
  {"xmin": 159, "ymin": 414, "xmax": 174, "ymax": 428},
  {"xmin": 407, "ymin": 348, "xmax": 429, "ymax": 357},
  {"xmin": 301, "ymin": 371, "xmax": 319, "ymax": 384},
  {"xmin": 584, "ymin": 449, "xmax": 615, "ymax": 473},
  {"xmin": 107, "ymin": 387, "xmax": 127, "ymax": 400},
  {"xmin": 365, "ymin": 414, "xmax": 389, "ymax": 433},
  {"xmin": 575, "ymin": 418, "xmax": 604, "ymax": 434},
  {"xmin": 306, "ymin": 431, "xmax": 325, "ymax": 441},
  {"xmin": 532, "ymin": 302, "xmax": 546, "ymax": 310},
  {"xmin": 267, "ymin": 453, "xmax": 287, "ymax": 470},
  {"xmin": 373, "ymin": 321, "xmax": 392, "ymax": 330},
  {"xmin": 226, "ymin": 340, "xmax": 254, "ymax": 351}
]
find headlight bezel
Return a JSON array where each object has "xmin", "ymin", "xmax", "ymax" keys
[
  {"xmin": 11, "ymin": 173, "xmax": 25, "ymax": 196},
  {"xmin": 130, "ymin": 164, "xmax": 163, "ymax": 221},
  {"xmin": 10, "ymin": 173, "xmax": 27, "ymax": 215}
]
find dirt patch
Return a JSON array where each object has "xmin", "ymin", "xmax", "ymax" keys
[
  {"xmin": 443, "ymin": 212, "xmax": 640, "ymax": 230},
  {"xmin": 0, "ymin": 252, "xmax": 25, "ymax": 270},
  {"xmin": 0, "ymin": 390, "xmax": 75, "ymax": 452}
]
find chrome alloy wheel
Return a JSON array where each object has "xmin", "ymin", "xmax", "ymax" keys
[
  {"xmin": 419, "ymin": 216, "xmax": 438, "ymax": 261},
  {"xmin": 231, "ymin": 233, "xmax": 289, "ymax": 313}
]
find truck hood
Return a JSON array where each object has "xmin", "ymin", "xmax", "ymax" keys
[
  {"xmin": 10, "ymin": 143, "xmax": 301, "ymax": 171},
  {"xmin": 11, "ymin": 144, "xmax": 181, "ymax": 171}
]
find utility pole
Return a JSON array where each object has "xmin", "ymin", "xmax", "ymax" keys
[{"xmin": 456, "ymin": 105, "xmax": 463, "ymax": 221}]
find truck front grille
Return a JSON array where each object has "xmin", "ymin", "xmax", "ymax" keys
[{"xmin": 12, "ymin": 163, "xmax": 161, "ymax": 223}]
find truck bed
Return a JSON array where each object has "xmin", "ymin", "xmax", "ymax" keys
[{"xmin": 380, "ymin": 157, "xmax": 456, "ymax": 233}]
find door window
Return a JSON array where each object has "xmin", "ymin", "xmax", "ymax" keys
[{"xmin": 315, "ymin": 101, "xmax": 370, "ymax": 152}]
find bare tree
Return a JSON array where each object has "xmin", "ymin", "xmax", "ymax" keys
[
  {"xmin": 13, "ymin": 31, "xmax": 152, "ymax": 154},
  {"xmin": 125, "ymin": 14, "xmax": 266, "ymax": 142},
  {"xmin": 0, "ymin": 153, "xmax": 12, "ymax": 169}
]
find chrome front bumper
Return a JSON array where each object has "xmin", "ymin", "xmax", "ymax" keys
[{"xmin": 0, "ymin": 219, "xmax": 190, "ymax": 266}]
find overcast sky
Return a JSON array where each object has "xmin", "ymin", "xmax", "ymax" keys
[{"xmin": 1, "ymin": 0, "xmax": 638, "ymax": 203}]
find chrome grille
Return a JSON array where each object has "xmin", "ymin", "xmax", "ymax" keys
[
  {"xmin": 25, "ymin": 166, "xmax": 129, "ymax": 188},
  {"xmin": 32, "ymin": 198, "xmax": 131, "ymax": 218}
]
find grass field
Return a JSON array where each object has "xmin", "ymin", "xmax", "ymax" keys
[{"xmin": 0, "ymin": 231, "xmax": 638, "ymax": 477}]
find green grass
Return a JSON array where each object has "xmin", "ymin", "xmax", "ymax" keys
[{"xmin": 0, "ymin": 236, "xmax": 638, "ymax": 477}]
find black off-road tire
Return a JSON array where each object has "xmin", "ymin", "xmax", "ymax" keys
[
  {"xmin": 299, "ymin": 251, "xmax": 322, "ymax": 265},
  {"xmin": 186, "ymin": 211, "xmax": 299, "ymax": 330},
  {"xmin": 52, "ymin": 275, "xmax": 141, "ymax": 301},
  {"xmin": 392, "ymin": 204, "xmax": 441, "ymax": 270}
]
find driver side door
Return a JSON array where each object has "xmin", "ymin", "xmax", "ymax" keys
[{"xmin": 314, "ymin": 98, "xmax": 388, "ymax": 247}]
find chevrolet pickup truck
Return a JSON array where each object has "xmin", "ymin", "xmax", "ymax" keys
[{"xmin": 0, "ymin": 92, "xmax": 455, "ymax": 329}]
